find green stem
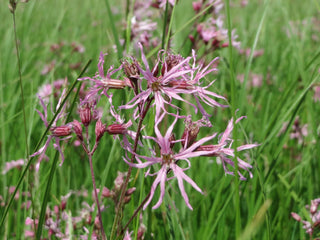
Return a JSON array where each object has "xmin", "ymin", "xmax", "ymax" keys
[
  {"xmin": 0, "ymin": 60, "xmax": 91, "ymax": 233},
  {"xmin": 12, "ymin": 6, "xmax": 30, "ymax": 162},
  {"xmin": 225, "ymin": 0, "xmax": 240, "ymax": 237},
  {"xmin": 110, "ymin": 98, "xmax": 153, "ymax": 240}
]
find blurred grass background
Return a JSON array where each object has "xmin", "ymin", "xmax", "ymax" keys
[{"xmin": 1, "ymin": 0, "xmax": 320, "ymax": 239}]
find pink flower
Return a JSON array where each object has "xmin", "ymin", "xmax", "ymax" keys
[
  {"xmin": 30, "ymin": 90, "xmax": 71, "ymax": 170},
  {"xmin": 196, "ymin": 117, "xmax": 259, "ymax": 180},
  {"xmin": 124, "ymin": 113, "xmax": 220, "ymax": 210},
  {"xmin": 2, "ymin": 159, "xmax": 25, "ymax": 174},
  {"xmin": 120, "ymin": 43, "xmax": 227, "ymax": 120},
  {"xmin": 291, "ymin": 198, "xmax": 320, "ymax": 236},
  {"xmin": 78, "ymin": 52, "xmax": 130, "ymax": 102}
]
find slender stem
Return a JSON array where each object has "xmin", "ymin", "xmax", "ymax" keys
[
  {"xmin": 121, "ymin": 192, "xmax": 151, "ymax": 235},
  {"xmin": 88, "ymin": 153, "xmax": 107, "ymax": 240},
  {"xmin": 225, "ymin": 0, "xmax": 240, "ymax": 237},
  {"xmin": 110, "ymin": 97, "xmax": 153, "ymax": 240},
  {"xmin": 0, "ymin": 60, "xmax": 91, "ymax": 232},
  {"xmin": 12, "ymin": 6, "xmax": 29, "ymax": 159},
  {"xmin": 161, "ymin": 0, "xmax": 170, "ymax": 50}
]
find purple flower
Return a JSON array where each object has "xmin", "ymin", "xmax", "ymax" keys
[
  {"xmin": 124, "ymin": 113, "xmax": 220, "ymax": 210},
  {"xmin": 2, "ymin": 159, "xmax": 25, "ymax": 174},
  {"xmin": 78, "ymin": 52, "xmax": 130, "ymax": 102},
  {"xmin": 30, "ymin": 90, "xmax": 71, "ymax": 170},
  {"xmin": 196, "ymin": 117, "xmax": 259, "ymax": 180},
  {"xmin": 291, "ymin": 198, "xmax": 320, "ymax": 236},
  {"xmin": 120, "ymin": 43, "xmax": 227, "ymax": 120}
]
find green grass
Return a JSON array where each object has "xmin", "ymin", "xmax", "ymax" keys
[{"xmin": 1, "ymin": 0, "xmax": 320, "ymax": 239}]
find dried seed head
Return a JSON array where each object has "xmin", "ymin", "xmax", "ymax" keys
[
  {"xmin": 72, "ymin": 120, "xmax": 83, "ymax": 141},
  {"xmin": 50, "ymin": 125, "xmax": 72, "ymax": 137},
  {"xmin": 169, "ymin": 133, "xmax": 176, "ymax": 149},
  {"xmin": 95, "ymin": 119, "xmax": 106, "ymax": 142},
  {"xmin": 182, "ymin": 116, "xmax": 212, "ymax": 148},
  {"xmin": 181, "ymin": 125, "xmax": 199, "ymax": 148},
  {"xmin": 122, "ymin": 59, "xmax": 140, "ymax": 80},
  {"xmin": 162, "ymin": 54, "xmax": 183, "ymax": 75},
  {"xmin": 9, "ymin": 0, "xmax": 17, "ymax": 13},
  {"xmin": 79, "ymin": 103, "xmax": 92, "ymax": 127}
]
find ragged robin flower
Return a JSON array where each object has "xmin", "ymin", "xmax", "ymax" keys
[
  {"xmin": 31, "ymin": 89, "xmax": 72, "ymax": 170},
  {"xmin": 123, "ymin": 113, "xmax": 221, "ymax": 210},
  {"xmin": 120, "ymin": 43, "xmax": 227, "ymax": 121}
]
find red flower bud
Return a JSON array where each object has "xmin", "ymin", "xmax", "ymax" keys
[
  {"xmin": 72, "ymin": 120, "xmax": 83, "ymax": 141},
  {"xmin": 95, "ymin": 119, "xmax": 106, "ymax": 142},
  {"xmin": 125, "ymin": 187, "xmax": 136, "ymax": 196},
  {"xmin": 50, "ymin": 125, "xmax": 72, "ymax": 137},
  {"xmin": 106, "ymin": 124, "xmax": 127, "ymax": 135},
  {"xmin": 79, "ymin": 103, "xmax": 92, "ymax": 127}
]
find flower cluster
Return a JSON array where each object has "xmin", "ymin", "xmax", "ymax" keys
[
  {"xmin": 76, "ymin": 44, "xmax": 258, "ymax": 210},
  {"xmin": 30, "ymin": 39, "xmax": 258, "ymax": 239},
  {"xmin": 291, "ymin": 198, "xmax": 320, "ymax": 237}
]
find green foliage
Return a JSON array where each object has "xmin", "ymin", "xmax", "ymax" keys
[{"xmin": 1, "ymin": 0, "xmax": 319, "ymax": 239}]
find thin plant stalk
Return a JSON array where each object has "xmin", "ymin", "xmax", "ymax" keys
[
  {"xmin": 225, "ymin": 0, "xmax": 240, "ymax": 237},
  {"xmin": 11, "ymin": 2, "xmax": 29, "ymax": 159},
  {"xmin": 35, "ymin": 61, "xmax": 92, "ymax": 238},
  {"xmin": 88, "ymin": 152, "xmax": 107, "ymax": 240},
  {"xmin": 110, "ymin": 97, "xmax": 153, "ymax": 240},
  {"xmin": 0, "ymin": 60, "xmax": 92, "ymax": 232},
  {"xmin": 121, "ymin": 192, "xmax": 151, "ymax": 236}
]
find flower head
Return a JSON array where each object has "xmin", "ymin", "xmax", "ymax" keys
[
  {"xmin": 78, "ymin": 52, "xmax": 130, "ymax": 103},
  {"xmin": 120, "ymin": 43, "xmax": 227, "ymax": 121},
  {"xmin": 196, "ymin": 117, "xmax": 259, "ymax": 180},
  {"xmin": 30, "ymin": 90, "xmax": 71, "ymax": 170},
  {"xmin": 124, "ymin": 113, "xmax": 220, "ymax": 210}
]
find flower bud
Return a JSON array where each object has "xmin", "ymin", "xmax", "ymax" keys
[
  {"xmin": 192, "ymin": 1, "xmax": 202, "ymax": 12},
  {"xmin": 79, "ymin": 103, "xmax": 92, "ymax": 127},
  {"xmin": 137, "ymin": 225, "xmax": 146, "ymax": 240},
  {"xmin": 95, "ymin": 119, "xmax": 106, "ymax": 142},
  {"xmin": 125, "ymin": 187, "xmax": 136, "ymax": 196},
  {"xmin": 60, "ymin": 200, "xmax": 67, "ymax": 211},
  {"xmin": 94, "ymin": 216, "xmax": 100, "ymax": 229},
  {"xmin": 102, "ymin": 187, "xmax": 113, "ymax": 198},
  {"xmin": 101, "ymin": 78, "xmax": 127, "ymax": 89},
  {"xmin": 54, "ymin": 205, "xmax": 59, "ymax": 216},
  {"xmin": 123, "ymin": 196, "xmax": 132, "ymax": 204},
  {"xmin": 50, "ymin": 125, "xmax": 72, "ymax": 137},
  {"xmin": 291, "ymin": 212, "xmax": 301, "ymax": 222},
  {"xmin": 106, "ymin": 124, "xmax": 127, "ymax": 135},
  {"xmin": 310, "ymin": 200, "xmax": 318, "ymax": 214},
  {"xmin": 168, "ymin": 80, "xmax": 193, "ymax": 90},
  {"xmin": 114, "ymin": 171, "xmax": 126, "ymax": 191},
  {"xmin": 72, "ymin": 120, "xmax": 83, "ymax": 141},
  {"xmin": 196, "ymin": 145, "xmax": 219, "ymax": 157}
]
